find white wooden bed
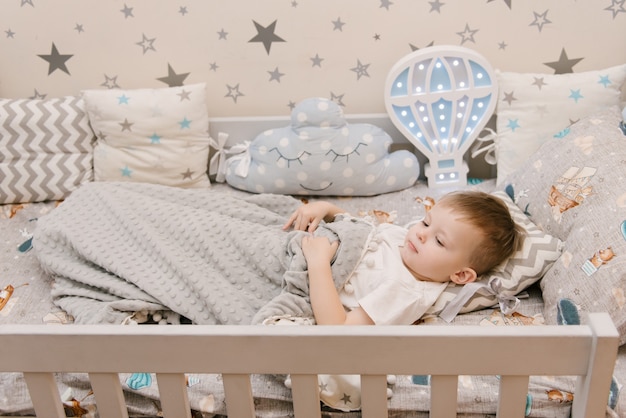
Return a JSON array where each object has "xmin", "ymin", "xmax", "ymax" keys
[
  {"xmin": 0, "ymin": 313, "xmax": 618, "ymax": 418},
  {"xmin": 1, "ymin": 67, "xmax": 625, "ymax": 416}
]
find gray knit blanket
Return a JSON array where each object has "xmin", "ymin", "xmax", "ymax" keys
[{"xmin": 33, "ymin": 182, "xmax": 374, "ymax": 325}]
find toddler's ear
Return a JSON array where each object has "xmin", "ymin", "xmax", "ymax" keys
[{"xmin": 450, "ymin": 268, "xmax": 477, "ymax": 285}]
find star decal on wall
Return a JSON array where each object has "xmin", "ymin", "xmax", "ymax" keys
[
  {"xmin": 605, "ymin": 0, "xmax": 626, "ymax": 18},
  {"xmin": 310, "ymin": 54, "xmax": 324, "ymax": 67},
  {"xmin": 380, "ymin": 0, "xmax": 393, "ymax": 10},
  {"xmin": 38, "ymin": 43, "xmax": 73, "ymax": 75},
  {"xmin": 330, "ymin": 92, "xmax": 345, "ymax": 107},
  {"xmin": 543, "ymin": 48, "xmax": 583, "ymax": 74},
  {"xmin": 410, "ymin": 41, "xmax": 434, "ymax": 52},
  {"xmin": 529, "ymin": 10, "xmax": 551, "ymax": 32},
  {"xmin": 21, "ymin": 0, "xmax": 34, "ymax": 7},
  {"xmin": 350, "ymin": 59, "xmax": 370, "ymax": 80},
  {"xmin": 217, "ymin": 29, "xmax": 228, "ymax": 40},
  {"xmin": 429, "ymin": 0, "xmax": 444, "ymax": 13},
  {"xmin": 488, "ymin": 0, "xmax": 512, "ymax": 10},
  {"xmin": 136, "ymin": 33, "xmax": 156, "ymax": 54},
  {"xmin": 5, "ymin": 29, "xmax": 16, "ymax": 38},
  {"xmin": 157, "ymin": 64, "xmax": 189, "ymax": 87},
  {"xmin": 332, "ymin": 17, "xmax": 346, "ymax": 31},
  {"xmin": 268, "ymin": 67, "xmax": 285, "ymax": 82},
  {"xmin": 101, "ymin": 74, "xmax": 120, "ymax": 89},
  {"xmin": 120, "ymin": 4, "xmax": 134, "ymax": 18},
  {"xmin": 30, "ymin": 89, "xmax": 46, "ymax": 100},
  {"xmin": 456, "ymin": 24, "xmax": 478, "ymax": 44},
  {"xmin": 225, "ymin": 84, "xmax": 244, "ymax": 103},
  {"xmin": 249, "ymin": 20, "xmax": 285, "ymax": 54}
]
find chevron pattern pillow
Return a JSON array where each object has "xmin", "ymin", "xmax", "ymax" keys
[
  {"xmin": 427, "ymin": 190, "xmax": 563, "ymax": 320},
  {"xmin": 0, "ymin": 96, "xmax": 96, "ymax": 204}
]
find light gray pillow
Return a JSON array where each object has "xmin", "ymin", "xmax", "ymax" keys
[
  {"xmin": 225, "ymin": 97, "xmax": 419, "ymax": 196},
  {"xmin": 502, "ymin": 106, "xmax": 626, "ymax": 345}
]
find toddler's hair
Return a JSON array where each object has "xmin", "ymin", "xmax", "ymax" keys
[{"xmin": 437, "ymin": 191, "xmax": 523, "ymax": 275}]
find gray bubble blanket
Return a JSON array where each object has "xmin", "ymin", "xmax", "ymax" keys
[{"xmin": 33, "ymin": 182, "xmax": 374, "ymax": 325}]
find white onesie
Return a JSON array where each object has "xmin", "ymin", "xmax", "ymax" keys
[{"xmin": 339, "ymin": 223, "xmax": 447, "ymax": 325}]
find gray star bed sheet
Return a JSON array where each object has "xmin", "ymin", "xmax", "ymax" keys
[{"xmin": 1, "ymin": 180, "xmax": 624, "ymax": 417}]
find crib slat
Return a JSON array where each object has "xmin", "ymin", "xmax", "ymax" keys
[
  {"xmin": 89, "ymin": 372, "xmax": 129, "ymax": 418},
  {"xmin": 290, "ymin": 374, "xmax": 322, "ymax": 418},
  {"xmin": 496, "ymin": 375, "xmax": 529, "ymax": 417},
  {"xmin": 571, "ymin": 312, "xmax": 620, "ymax": 418},
  {"xmin": 22, "ymin": 372, "xmax": 65, "ymax": 418},
  {"xmin": 156, "ymin": 373, "xmax": 192, "ymax": 418},
  {"xmin": 222, "ymin": 373, "xmax": 255, "ymax": 418},
  {"xmin": 360, "ymin": 375, "xmax": 388, "ymax": 418},
  {"xmin": 429, "ymin": 375, "xmax": 457, "ymax": 418}
]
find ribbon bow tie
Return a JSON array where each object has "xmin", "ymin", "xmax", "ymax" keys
[{"xmin": 439, "ymin": 276, "xmax": 520, "ymax": 323}]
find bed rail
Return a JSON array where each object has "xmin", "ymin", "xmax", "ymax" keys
[{"xmin": 0, "ymin": 312, "xmax": 618, "ymax": 418}]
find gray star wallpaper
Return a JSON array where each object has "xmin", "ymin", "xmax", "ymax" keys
[{"xmin": 1, "ymin": 0, "xmax": 625, "ymax": 116}]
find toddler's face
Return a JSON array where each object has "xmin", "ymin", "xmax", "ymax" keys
[{"xmin": 399, "ymin": 204, "xmax": 482, "ymax": 283}]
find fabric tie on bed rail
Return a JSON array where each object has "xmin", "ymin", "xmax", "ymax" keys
[{"xmin": 32, "ymin": 181, "xmax": 374, "ymax": 325}]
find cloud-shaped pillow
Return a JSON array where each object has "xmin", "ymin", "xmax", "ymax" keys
[{"xmin": 225, "ymin": 98, "xmax": 419, "ymax": 196}]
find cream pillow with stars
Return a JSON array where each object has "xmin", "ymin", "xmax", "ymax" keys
[{"xmin": 83, "ymin": 83, "xmax": 211, "ymax": 188}]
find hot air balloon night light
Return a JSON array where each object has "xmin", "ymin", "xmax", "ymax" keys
[{"xmin": 385, "ymin": 46, "xmax": 498, "ymax": 188}]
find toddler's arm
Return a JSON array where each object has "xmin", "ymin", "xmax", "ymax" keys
[{"xmin": 302, "ymin": 235, "xmax": 374, "ymax": 326}]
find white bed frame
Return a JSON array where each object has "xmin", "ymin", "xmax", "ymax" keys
[{"xmin": 0, "ymin": 312, "xmax": 618, "ymax": 418}]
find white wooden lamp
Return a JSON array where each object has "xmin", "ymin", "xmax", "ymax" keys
[{"xmin": 384, "ymin": 46, "xmax": 498, "ymax": 188}]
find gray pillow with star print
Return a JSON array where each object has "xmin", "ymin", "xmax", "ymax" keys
[{"xmin": 82, "ymin": 83, "xmax": 212, "ymax": 188}]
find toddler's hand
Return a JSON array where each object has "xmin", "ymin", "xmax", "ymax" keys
[
  {"xmin": 301, "ymin": 235, "xmax": 338, "ymax": 265},
  {"xmin": 283, "ymin": 201, "xmax": 338, "ymax": 233}
]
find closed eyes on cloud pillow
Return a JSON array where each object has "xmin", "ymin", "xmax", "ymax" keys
[{"xmin": 225, "ymin": 97, "xmax": 419, "ymax": 196}]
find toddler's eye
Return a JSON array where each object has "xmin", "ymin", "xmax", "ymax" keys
[
  {"xmin": 421, "ymin": 220, "xmax": 430, "ymax": 227},
  {"xmin": 436, "ymin": 238, "xmax": 444, "ymax": 247}
]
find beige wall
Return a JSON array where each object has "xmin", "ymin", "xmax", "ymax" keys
[{"xmin": 1, "ymin": 0, "xmax": 625, "ymax": 116}]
